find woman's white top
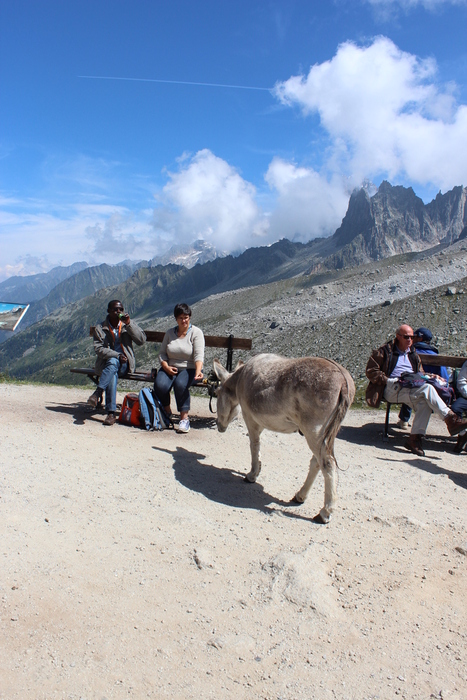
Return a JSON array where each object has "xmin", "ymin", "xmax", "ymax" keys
[{"xmin": 159, "ymin": 324, "xmax": 205, "ymax": 370}]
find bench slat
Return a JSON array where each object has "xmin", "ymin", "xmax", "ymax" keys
[
  {"xmin": 70, "ymin": 367, "xmax": 211, "ymax": 390},
  {"xmin": 70, "ymin": 368, "xmax": 154, "ymax": 382},
  {"xmin": 89, "ymin": 327, "xmax": 252, "ymax": 350},
  {"xmin": 418, "ymin": 353, "xmax": 467, "ymax": 368}
]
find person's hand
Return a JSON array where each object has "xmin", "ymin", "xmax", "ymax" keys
[
  {"xmin": 121, "ymin": 313, "xmax": 130, "ymax": 325},
  {"xmin": 164, "ymin": 366, "xmax": 178, "ymax": 376},
  {"xmin": 194, "ymin": 370, "xmax": 203, "ymax": 381},
  {"xmin": 119, "ymin": 354, "xmax": 127, "ymax": 364}
]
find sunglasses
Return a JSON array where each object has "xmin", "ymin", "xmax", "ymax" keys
[{"xmin": 398, "ymin": 334, "xmax": 413, "ymax": 340}]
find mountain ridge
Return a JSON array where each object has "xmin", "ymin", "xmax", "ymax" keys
[{"xmin": 1, "ymin": 181, "xmax": 467, "ymax": 383}]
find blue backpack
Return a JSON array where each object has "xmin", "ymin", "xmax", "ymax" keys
[{"xmin": 138, "ymin": 387, "xmax": 173, "ymax": 431}]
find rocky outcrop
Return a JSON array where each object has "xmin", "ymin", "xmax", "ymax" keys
[
  {"xmin": 326, "ymin": 181, "xmax": 467, "ymax": 268},
  {"xmin": 425, "ymin": 186, "xmax": 467, "ymax": 244}
]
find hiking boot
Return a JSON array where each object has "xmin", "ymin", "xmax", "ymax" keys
[
  {"xmin": 177, "ymin": 418, "xmax": 190, "ymax": 433},
  {"xmin": 87, "ymin": 389, "xmax": 102, "ymax": 408},
  {"xmin": 404, "ymin": 434, "xmax": 425, "ymax": 457},
  {"xmin": 103, "ymin": 412, "xmax": 117, "ymax": 426},
  {"xmin": 445, "ymin": 412, "xmax": 467, "ymax": 436},
  {"xmin": 397, "ymin": 419, "xmax": 409, "ymax": 430},
  {"xmin": 453, "ymin": 431, "xmax": 467, "ymax": 454}
]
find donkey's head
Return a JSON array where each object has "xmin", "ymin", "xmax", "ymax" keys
[{"xmin": 212, "ymin": 358, "xmax": 242, "ymax": 432}]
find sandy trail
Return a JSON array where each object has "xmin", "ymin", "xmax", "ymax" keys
[{"xmin": 0, "ymin": 383, "xmax": 466, "ymax": 700}]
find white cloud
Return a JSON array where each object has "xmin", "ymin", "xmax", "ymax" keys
[
  {"xmin": 365, "ymin": 0, "xmax": 467, "ymax": 22},
  {"xmin": 265, "ymin": 159, "xmax": 349, "ymax": 241},
  {"xmin": 85, "ymin": 211, "xmax": 147, "ymax": 258},
  {"xmin": 274, "ymin": 36, "xmax": 467, "ymax": 191},
  {"xmin": 0, "ymin": 257, "xmax": 51, "ymax": 281},
  {"xmin": 152, "ymin": 149, "xmax": 268, "ymax": 251},
  {"xmin": 366, "ymin": 0, "xmax": 467, "ymax": 9},
  {"xmin": 150, "ymin": 149, "xmax": 351, "ymax": 252},
  {"xmin": 0, "ymin": 200, "xmax": 155, "ymax": 281},
  {"xmin": 3, "ymin": 35, "xmax": 467, "ymax": 282}
]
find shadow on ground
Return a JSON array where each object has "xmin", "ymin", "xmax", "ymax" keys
[
  {"xmin": 339, "ymin": 422, "xmax": 467, "ymax": 489},
  {"xmin": 185, "ymin": 415, "xmax": 218, "ymax": 430},
  {"xmin": 402, "ymin": 454, "xmax": 467, "ymax": 489},
  {"xmin": 153, "ymin": 445, "xmax": 325, "ymax": 524},
  {"xmin": 45, "ymin": 402, "xmax": 109, "ymax": 425},
  {"xmin": 46, "ymin": 402, "xmax": 218, "ymax": 430},
  {"xmin": 339, "ymin": 421, "xmax": 456, "ymax": 452}
]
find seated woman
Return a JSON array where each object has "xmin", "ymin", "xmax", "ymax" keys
[{"xmin": 154, "ymin": 303, "xmax": 205, "ymax": 433}]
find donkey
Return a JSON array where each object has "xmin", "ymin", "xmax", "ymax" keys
[{"xmin": 213, "ymin": 353, "xmax": 355, "ymax": 523}]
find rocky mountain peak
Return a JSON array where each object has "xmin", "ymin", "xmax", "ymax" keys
[{"xmin": 327, "ymin": 181, "xmax": 467, "ymax": 268}]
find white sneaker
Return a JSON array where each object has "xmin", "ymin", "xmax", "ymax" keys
[
  {"xmin": 397, "ymin": 420, "xmax": 409, "ymax": 430},
  {"xmin": 178, "ymin": 418, "xmax": 190, "ymax": 433}
]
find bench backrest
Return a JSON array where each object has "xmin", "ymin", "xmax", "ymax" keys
[
  {"xmin": 418, "ymin": 353, "xmax": 467, "ymax": 369},
  {"xmin": 89, "ymin": 326, "xmax": 252, "ymax": 350}
]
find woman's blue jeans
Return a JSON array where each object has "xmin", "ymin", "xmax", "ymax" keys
[
  {"xmin": 97, "ymin": 357, "xmax": 128, "ymax": 413},
  {"xmin": 154, "ymin": 368, "xmax": 195, "ymax": 413}
]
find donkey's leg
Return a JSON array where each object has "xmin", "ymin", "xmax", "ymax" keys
[
  {"xmin": 318, "ymin": 452, "xmax": 338, "ymax": 524},
  {"xmin": 294, "ymin": 455, "xmax": 320, "ymax": 503},
  {"xmin": 245, "ymin": 420, "xmax": 263, "ymax": 482}
]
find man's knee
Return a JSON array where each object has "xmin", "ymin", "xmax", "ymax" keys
[{"xmin": 421, "ymin": 383, "xmax": 444, "ymax": 407}]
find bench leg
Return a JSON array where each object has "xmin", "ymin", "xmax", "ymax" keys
[
  {"xmin": 384, "ymin": 402, "xmax": 391, "ymax": 440},
  {"xmin": 89, "ymin": 374, "xmax": 103, "ymax": 408}
]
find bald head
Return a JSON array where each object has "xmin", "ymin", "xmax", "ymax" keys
[{"xmin": 395, "ymin": 324, "xmax": 414, "ymax": 352}]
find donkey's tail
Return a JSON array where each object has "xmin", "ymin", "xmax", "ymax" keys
[{"xmin": 321, "ymin": 364, "xmax": 355, "ymax": 459}]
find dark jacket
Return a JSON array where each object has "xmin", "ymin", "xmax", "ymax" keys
[
  {"xmin": 365, "ymin": 339, "xmax": 421, "ymax": 408},
  {"xmin": 93, "ymin": 316, "xmax": 146, "ymax": 375}
]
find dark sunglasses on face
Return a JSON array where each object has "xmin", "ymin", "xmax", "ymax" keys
[{"xmin": 398, "ymin": 333, "xmax": 413, "ymax": 340}]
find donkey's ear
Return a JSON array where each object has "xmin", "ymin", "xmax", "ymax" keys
[
  {"xmin": 213, "ymin": 358, "xmax": 231, "ymax": 384},
  {"xmin": 234, "ymin": 359, "xmax": 244, "ymax": 371}
]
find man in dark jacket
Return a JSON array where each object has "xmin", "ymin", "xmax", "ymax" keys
[
  {"xmin": 397, "ymin": 326, "xmax": 449, "ymax": 429},
  {"xmin": 87, "ymin": 300, "xmax": 146, "ymax": 425},
  {"xmin": 366, "ymin": 324, "xmax": 467, "ymax": 456}
]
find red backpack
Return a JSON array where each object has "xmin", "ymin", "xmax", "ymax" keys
[{"xmin": 118, "ymin": 393, "xmax": 141, "ymax": 427}]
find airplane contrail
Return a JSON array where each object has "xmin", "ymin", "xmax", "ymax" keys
[{"xmin": 78, "ymin": 75, "xmax": 272, "ymax": 91}]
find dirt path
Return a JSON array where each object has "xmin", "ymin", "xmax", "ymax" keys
[{"xmin": 0, "ymin": 384, "xmax": 466, "ymax": 699}]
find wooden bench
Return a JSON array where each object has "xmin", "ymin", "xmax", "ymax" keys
[
  {"xmin": 383, "ymin": 353, "xmax": 467, "ymax": 438},
  {"xmin": 70, "ymin": 327, "xmax": 252, "ymax": 409}
]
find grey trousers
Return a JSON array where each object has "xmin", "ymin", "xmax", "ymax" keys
[{"xmin": 384, "ymin": 382, "xmax": 450, "ymax": 436}]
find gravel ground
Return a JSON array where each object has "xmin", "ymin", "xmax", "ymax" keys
[{"xmin": 1, "ymin": 383, "xmax": 466, "ymax": 700}]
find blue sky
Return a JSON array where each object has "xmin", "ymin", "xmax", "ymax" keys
[{"xmin": 1, "ymin": 0, "xmax": 467, "ymax": 280}]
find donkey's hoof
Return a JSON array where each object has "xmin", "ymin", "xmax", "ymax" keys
[
  {"xmin": 244, "ymin": 473, "xmax": 257, "ymax": 483},
  {"xmin": 293, "ymin": 492, "xmax": 306, "ymax": 504},
  {"xmin": 314, "ymin": 509, "xmax": 331, "ymax": 524}
]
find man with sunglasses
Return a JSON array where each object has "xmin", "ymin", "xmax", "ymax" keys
[
  {"xmin": 396, "ymin": 327, "xmax": 449, "ymax": 429},
  {"xmin": 87, "ymin": 300, "xmax": 146, "ymax": 425},
  {"xmin": 366, "ymin": 324, "xmax": 467, "ymax": 456}
]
